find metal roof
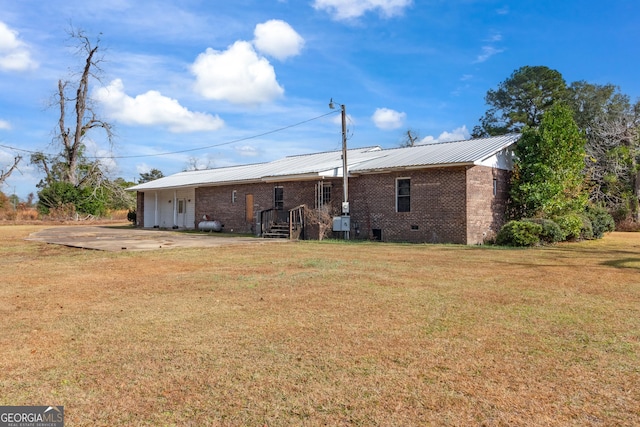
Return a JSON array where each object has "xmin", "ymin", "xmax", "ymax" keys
[
  {"xmin": 350, "ymin": 133, "xmax": 520, "ymax": 172},
  {"xmin": 128, "ymin": 134, "xmax": 520, "ymax": 191}
]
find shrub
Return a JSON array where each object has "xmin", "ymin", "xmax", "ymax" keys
[
  {"xmin": 524, "ymin": 218, "xmax": 564, "ymax": 243},
  {"xmin": 38, "ymin": 182, "xmax": 107, "ymax": 217},
  {"xmin": 47, "ymin": 203, "xmax": 77, "ymax": 221},
  {"xmin": 585, "ymin": 205, "xmax": 615, "ymax": 238},
  {"xmin": 579, "ymin": 215, "xmax": 594, "ymax": 240},
  {"xmin": 0, "ymin": 191, "xmax": 7, "ymax": 210},
  {"xmin": 553, "ymin": 214, "xmax": 583, "ymax": 241},
  {"xmin": 496, "ymin": 220, "xmax": 542, "ymax": 246},
  {"xmin": 17, "ymin": 209, "xmax": 39, "ymax": 221},
  {"xmin": 127, "ymin": 210, "xmax": 137, "ymax": 224},
  {"xmin": 616, "ymin": 218, "xmax": 640, "ymax": 232}
]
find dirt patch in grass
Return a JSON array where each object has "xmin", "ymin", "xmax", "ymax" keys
[
  {"xmin": 25, "ymin": 224, "xmax": 280, "ymax": 251},
  {"xmin": 1, "ymin": 225, "xmax": 639, "ymax": 426}
]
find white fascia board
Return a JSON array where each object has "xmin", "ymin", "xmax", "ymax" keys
[
  {"xmin": 129, "ymin": 178, "xmax": 261, "ymax": 191},
  {"xmin": 261, "ymin": 173, "xmax": 329, "ymax": 183},
  {"xmin": 474, "ymin": 149, "xmax": 515, "ymax": 170},
  {"xmin": 126, "ymin": 184, "xmax": 196, "ymax": 192}
]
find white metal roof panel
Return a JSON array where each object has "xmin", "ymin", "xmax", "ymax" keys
[
  {"xmin": 128, "ymin": 147, "xmax": 385, "ymax": 191},
  {"xmin": 128, "ymin": 135, "xmax": 520, "ymax": 191},
  {"xmin": 350, "ymin": 134, "xmax": 520, "ymax": 173}
]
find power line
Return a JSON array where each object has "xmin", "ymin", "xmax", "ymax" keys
[{"xmin": 0, "ymin": 110, "xmax": 339, "ymax": 160}]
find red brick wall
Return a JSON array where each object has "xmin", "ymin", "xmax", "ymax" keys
[
  {"xmin": 348, "ymin": 168, "xmax": 468, "ymax": 244},
  {"xmin": 136, "ymin": 192, "xmax": 144, "ymax": 228},
  {"xmin": 185, "ymin": 166, "xmax": 509, "ymax": 244},
  {"xmin": 466, "ymin": 166, "xmax": 511, "ymax": 244},
  {"xmin": 195, "ymin": 179, "xmax": 343, "ymax": 235}
]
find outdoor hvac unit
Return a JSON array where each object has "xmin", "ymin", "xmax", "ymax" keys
[{"xmin": 332, "ymin": 215, "xmax": 350, "ymax": 232}]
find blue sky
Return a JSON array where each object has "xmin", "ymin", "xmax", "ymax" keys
[{"xmin": 0, "ymin": 0, "xmax": 638, "ymax": 199}]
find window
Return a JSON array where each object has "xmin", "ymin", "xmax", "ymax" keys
[
  {"xmin": 232, "ymin": 190, "xmax": 237, "ymax": 204},
  {"xmin": 274, "ymin": 186, "xmax": 284, "ymax": 210},
  {"xmin": 493, "ymin": 178, "xmax": 498, "ymax": 196},
  {"xmin": 316, "ymin": 182, "xmax": 332, "ymax": 208},
  {"xmin": 396, "ymin": 178, "xmax": 411, "ymax": 212},
  {"xmin": 178, "ymin": 199, "xmax": 185, "ymax": 214},
  {"xmin": 322, "ymin": 184, "xmax": 331, "ymax": 206}
]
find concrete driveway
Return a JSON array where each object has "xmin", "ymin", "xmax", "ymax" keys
[{"xmin": 26, "ymin": 225, "xmax": 285, "ymax": 252}]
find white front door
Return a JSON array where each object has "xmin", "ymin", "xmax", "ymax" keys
[{"xmin": 177, "ymin": 198, "xmax": 187, "ymax": 228}]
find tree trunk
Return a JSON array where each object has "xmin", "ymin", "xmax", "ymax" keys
[{"xmin": 57, "ymin": 31, "xmax": 102, "ymax": 186}]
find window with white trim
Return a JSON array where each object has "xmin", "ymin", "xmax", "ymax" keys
[
  {"xmin": 396, "ymin": 178, "xmax": 411, "ymax": 212},
  {"xmin": 315, "ymin": 182, "xmax": 332, "ymax": 208}
]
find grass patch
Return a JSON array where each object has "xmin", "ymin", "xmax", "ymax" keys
[{"xmin": 1, "ymin": 225, "xmax": 639, "ymax": 425}]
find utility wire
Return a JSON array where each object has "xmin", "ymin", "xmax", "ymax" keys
[{"xmin": 0, "ymin": 109, "xmax": 339, "ymax": 160}]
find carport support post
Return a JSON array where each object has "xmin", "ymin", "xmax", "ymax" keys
[
  {"xmin": 154, "ymin": 192, "xmax": 158, "ymax": 227},
  {"xmin": 173, "ymin": 190, "xmax": 177, "ymax": 228}
]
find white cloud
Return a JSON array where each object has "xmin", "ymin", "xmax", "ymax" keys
[
  {"xmin": 235, "ymin": 145, "xmax": 260, "ymax": 157},
  {"xmin": 313, "ymin": 0, "xmax": 413, "ymax": 20},
  {"xmin": 253, "ymin": 20, "xmax": 304, "ymax": 61},
  {"xmin": 0, "ymin": 119, "xmax": 11, "ymax": 130},
  {"xmin": 420, "ymin": 125, "xmax": 470, "ymax": 144},
  {"xmin": 0, "ymin": 22, "xmax": 38, "ymax": 71},
  {"xmin": 191, "ymin": 41, "xmax": 284, "ymax": 105},
  {"xmin": 372, "ymin": 108, "xmax": 406, "ymax": 130},
  {"xmin": 136, "ymin": 163, "xmax": 152, "ymax": 175},
  {"xmin": 94, "ymin": 79, "xmax": 224, "ymax": 133},
  {"xmin": 83, "ymin": 139, "xmax": 117, "ymax": 173},
  {"xmin": 474, "ymin": 45, "xmax": 504, "ymax": 63}
]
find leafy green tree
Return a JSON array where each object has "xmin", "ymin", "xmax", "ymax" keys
[
  {"xmin": 509, "ymin": 103, "xmax": 588, "ymax": 218},
  {"xmin": 138, "ymin": 168, "xmax": 164, "ymax": 183},
  {"xmin": 473, "ymin": 66, "xmax": 567, "ymax": 137},
  {"xmin": 37, "ymin": 181, "xmax": 107, "ymax": 216},
  {"xmin": 566, "ymin": 81, "xmax": 630, "ymax": 133}
]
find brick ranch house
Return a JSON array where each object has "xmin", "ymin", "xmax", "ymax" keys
[{"xmin": 127, "ymin": 133, "xmax": 520, "ymax": 244}]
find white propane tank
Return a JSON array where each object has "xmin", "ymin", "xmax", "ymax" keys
[{"xmin": 199, "ymin": 220, "xmax": 222, "ymax": 232}]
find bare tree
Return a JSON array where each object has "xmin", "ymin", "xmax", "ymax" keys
[
  {"xmin": 29, "ymin": 29, "xmax": 127, "ymax": 217},
  {"xmin": 400, "ymin": 129, "xmax": 420, "ymax": 147},
  {"xmin": 47, "ymin": 28, "xmax": 113, "ymax": 186},
  {"xmin": 0, "ymin": 155, "xmax": 22, "ymax": 186},
  {"xmin": 184, "ymin": 156, "xmax": 213, "ymax": 171},
  {"xmin": 587, "ymin": 112, "xmax": 640, "ymax": 220}
]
